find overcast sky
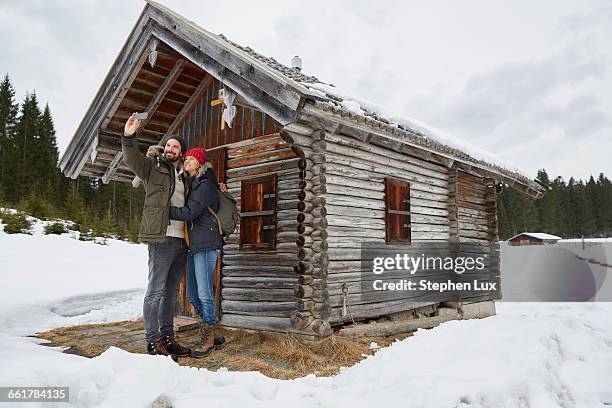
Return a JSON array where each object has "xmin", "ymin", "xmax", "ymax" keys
[{"xmin": 1, "ymin": 0, "xmax": 610, "ymax": 181}]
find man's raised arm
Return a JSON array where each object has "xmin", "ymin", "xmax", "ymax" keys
[{"xmin": 122, "ymin": 113, "xmax": 152, "ymax": 182}]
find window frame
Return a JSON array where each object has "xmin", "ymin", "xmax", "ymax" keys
[
  {"xmin": 239, "ymin": 174, "xmax": 278, "ymax": 251},
  {"xmin": 384, "ymin": 177, "xmax": 412, "ymax": 244}
]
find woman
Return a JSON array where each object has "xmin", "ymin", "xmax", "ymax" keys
[{"xmin": 169, "ymin": 147, "xmax": 223, "ymax": 356}]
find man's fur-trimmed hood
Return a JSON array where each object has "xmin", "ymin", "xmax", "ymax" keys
[
  {"xmin": 146, "ymin": 145, "xmax": 164, "ymax": 158},
  {"xmin": 146, "ymin": 144, "xmax": 184, "ymax": 174},
  {"xmin": 148, "ymin": 144, "xmax": 213, "ymax": 179}
]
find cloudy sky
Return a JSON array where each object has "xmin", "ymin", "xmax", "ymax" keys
[{"xmin": 1, "ymin": 0, "xmax": 610, "ymax": 181}]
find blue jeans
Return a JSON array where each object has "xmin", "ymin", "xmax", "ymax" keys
[{"xmin": 187, "ymin": 249, "xmax": 219, "ymax": 325}]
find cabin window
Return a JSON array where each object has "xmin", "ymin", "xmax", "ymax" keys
[
  {"xmin": 239, "ymin": 174, "xmax": 277, "ymax": 250},
  {"xmin": 385, "ymin": 178, "xmax": 411, "ymax": 244}
]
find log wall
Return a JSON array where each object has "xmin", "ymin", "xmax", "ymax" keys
[
  {"xmin": 280, "ymin": 124, "xmax": 332, "ymax": 337},
  {"xmin": 453, "ymin": 170, "xmax": 501, "ymax": 302},
  {"xmin": 282, "ymin": 120, "xmax": 502, "ymax": 326},
  {"xmin": 219, "ymin": 133, "xmax": 317, "ymax": 335},
  {"xmin": 281, "ymin": 123, "xmax": 452, "ymax": 326},
  {"xmin": 186, "ymin": 120, "xmax": 501, "ymax": 335}
]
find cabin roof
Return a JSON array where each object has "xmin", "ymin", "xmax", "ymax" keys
[
  {"xmin": 508, "ymin": 232, "xmax": 562, "ymax": 241},
  {"xmin": 59, "ymin": 0, "xmax": 546, "ymax": 196}
]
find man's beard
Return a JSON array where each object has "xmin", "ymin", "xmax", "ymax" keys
[{"xmin": 164, "ymin": 153, "xmax": 180, "ymax": 163}]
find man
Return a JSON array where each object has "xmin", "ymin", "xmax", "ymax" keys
[{"xmin": 122, "ymin": 113, "xmax": 193, "ymax": 358}]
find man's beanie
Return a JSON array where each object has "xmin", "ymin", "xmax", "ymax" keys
[
  {"xmin": 161, "ymin": 134, "xmax": 187, "ymax": 155},
  {"xmin": 184, "ymin": 148, "xmax": 207, "ymax": 165}
]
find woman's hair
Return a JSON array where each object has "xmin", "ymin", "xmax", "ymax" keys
[
  {"xmin": 196, "ymin": 162, "xmax": 206, "ymax": 178},
  {"xmin": 193, "ymin": 160, "xmax": 210, "ymax": 178}
]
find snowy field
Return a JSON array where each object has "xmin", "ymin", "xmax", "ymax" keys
[{"xmin": 1, "ymin": 216, "xmax": 611, "ymax": 407}]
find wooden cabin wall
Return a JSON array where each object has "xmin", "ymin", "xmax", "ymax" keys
[
  {"xmin": 449, "ymin": 169, "xmax": 501, "ymax": 302},
  {"xmin": 173, "ymin": 77, "xmax": 281, "ymax": 150},
  {"xmin": 217, "ymin": 133, "xmax": 323, "ymax": 336},
  {"xmin": 279, "ymin": 124, "xmax": 334, "ymax": 338},
  {"xmin": 281, "ymin": 123, "xmax": 451, "ymax": 326}
]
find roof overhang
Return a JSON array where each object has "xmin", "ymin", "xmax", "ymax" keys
[
  {"xmin": 59, "ymin": 1, "xmax": 318, "ymax": 180},
  {"xmin": 299, "ymin": 102, "xmax": 547, "ymax": 198}
]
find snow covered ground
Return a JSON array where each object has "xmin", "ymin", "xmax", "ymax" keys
[{"xmin": 1, "ymin": 216, "xmax": 611, "ymax": 407}]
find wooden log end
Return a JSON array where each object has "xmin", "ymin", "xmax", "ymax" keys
[
  {"xmin": 311, "ymin": 319, "xmax": 332, "ymax": 337},
  {"xmin": 290, "ymin": 311, "xmax": 315, "ymax": 330}
]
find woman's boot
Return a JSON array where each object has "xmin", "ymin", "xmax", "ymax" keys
[
  {"xmin": 194, "ymin": 326, "xmax": 225, "ymax": 348},
  {"xmin": 192, "ymin": 322, "xmax": 215, "ymax": 356}
]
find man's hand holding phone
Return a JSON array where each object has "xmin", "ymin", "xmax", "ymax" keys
[{"xmin": 124, "ymin": 112, "xmax": 148, "ymax": 136}]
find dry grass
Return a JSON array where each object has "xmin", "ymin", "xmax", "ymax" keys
[{"xmin": 34, "ymin": 320, "xmax": 412, "ymax": 380}]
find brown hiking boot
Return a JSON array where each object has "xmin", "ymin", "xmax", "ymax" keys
[
  {"xmin": 161, "ymin": 332, "xmax": 192, "ymax": 357},
  {"xmin": 147, "ymin": 337, "xmax": 169, "ymax": 356},
  {"xmin": 192, "ymin": 323, "xmax": 215, "ymax": 356},
  {"xmin": 195, "ymin": 331, "xmax": 225, "ymax": 348}
]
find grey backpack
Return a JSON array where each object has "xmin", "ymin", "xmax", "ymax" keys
[{"xmin": 209, "ymin": 190, "xmax": 239, "ymax": 242}]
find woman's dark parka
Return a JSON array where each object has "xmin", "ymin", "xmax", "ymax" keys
[{"xmin": 170, "ymin": 162, "xmax": 223, "ymax": 253}]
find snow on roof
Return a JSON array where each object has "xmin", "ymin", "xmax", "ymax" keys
[
  {"xmin": 509, "ymin": 232, "xmax": 562, "ymax": 241},
  {"xmin": 300, "ymin": 82, "xmax": 534, "ymax": 180},
  {"xmin": 215, "ymin": 35, "xmax": 537, "ymax": 182},
  {"xmin": 147, "ymin": 0, "xmax": 539, "ymax": 186}
]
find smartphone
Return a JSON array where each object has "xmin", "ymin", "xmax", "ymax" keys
[{"xmin": 133, "ymin": 112, "xmax": 148, "ymax": 120}]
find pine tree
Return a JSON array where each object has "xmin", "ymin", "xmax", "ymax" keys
[
  {"xmin": 62, "ymin": 182, "xmax": 85, "ymax": 226},
  {"xmin": 100, "ymin": 200, "xmax": 119, "ymax": 238},
  {"xmin": 14, "ymin": 92, "xmax": 42, "ymax": 199},
  {"xmin": 535, "ymin": 169, "xmax": 562, "ymax": 236},
  {"xmin": 497, "ymin": 196, "xmax": 512, "ymax": 239},
  {"xmin": 0, "ymin": 74, "xmax": 19, "ymax": 201},
  {"xmin": 37, "ymin": 104, "xmax": 61, "ymax": 203},
  {"xmin": 0, "ymin": 76, "xmax": 148, "ymax": 237},
  {"xmin": 598, "ymin": 174, "xmax": 612, "ymax": 235},
  {"xmin": 576, "ymin": 180, "xmax": 596, "ymax": 236}
]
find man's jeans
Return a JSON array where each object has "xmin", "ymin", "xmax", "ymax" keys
[
  {"xmin": 144, "ymin": 236, "xmax": 186, "ymax": 342},
  {"xmin": 187, "ymin": 249, "xmax": 219, "ymax": 326}
]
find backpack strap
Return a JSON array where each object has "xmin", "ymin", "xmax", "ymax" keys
[{"xmin": 208, "ymin": 206, "xmax": 223, "ymax": 237}]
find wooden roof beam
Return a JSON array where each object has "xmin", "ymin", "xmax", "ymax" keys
[
  {"xmin": 124, "ymin": 88, "xmax": 187, "ymax": 107},
  {"xmin": 139, "ymin": 58, "xmax": 187, "ymax": 131},
  {"xmin": 100, "ymin": 135, "xmax": 159, "ymax": 150},
  {"xmin": 131, "ymin": 76, "xmax": 193, "ymax": 99},
  {"xmin": 138, "ymin": 66, "xmax": 199, "ymax": 89},
  {"xmin": 101, "ymin": 37, "xmax": 157, "ymax": 131},
  {"xmin": 149, "ymin": 23, "xmax": 297, "ymax": 125},
  {"xmin": 61, "ymin": 22, "xmax": 154, "ymax": 178},
  {"xmin": 108, "ymin": 116, "xmax": 172, "ymax": 130},
  {"xmin": 102, "ymin": 127, "xmax": 164, "ymax": 141},
  {"xmin": 102, "ymin": 151, "xmax": 125, "ymax": 184},
  {"xmin": 148, "ymin": 6, "xmax": 303, "ymax": 112},
  {"xmin": 165, "ymin": 73, "xmax": 213, "ymax": 136},
  {"xmin": 337, "ymin": 124, "xmax": 370, "ymax": 143}
]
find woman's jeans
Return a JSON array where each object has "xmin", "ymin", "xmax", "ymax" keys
[{"xmin": 187, "ymin": 249, "xmax": 219, "ymax": 326}]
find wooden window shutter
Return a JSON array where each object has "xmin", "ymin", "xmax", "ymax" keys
[
  {"xmin": 206, "ymin": 147, "xmax": 227, "ymax": 184},
  {"xmin": 385, "ymin": 178, "xmax": 411, "ymax": 244},
  {"xmin": 239, "ymin": 174, "xmax": 277, "ymax": 250}
]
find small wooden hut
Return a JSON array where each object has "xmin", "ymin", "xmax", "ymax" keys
[
  {"xmin": 508, "ymin": 232, "xmax": 561, "ymax": 246},
  {"xmin": 59, "ymin": 1, "xmax": 546, "ymax": 338}
]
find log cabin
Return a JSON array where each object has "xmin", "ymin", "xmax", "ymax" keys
[
  {"xmin": 508, "ymin": 232, "xmax": 561, "ymax": 246},
  {"xmin": 59, "ymin": 1, "xmax": 546, "ymax": 339}
]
